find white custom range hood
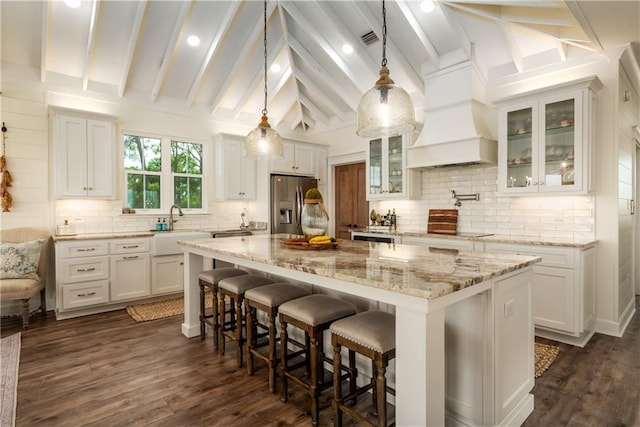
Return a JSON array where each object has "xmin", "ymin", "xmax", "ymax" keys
[{"xmin": 407, "ymin": 61, "xmax": 497, "ymax": 169}]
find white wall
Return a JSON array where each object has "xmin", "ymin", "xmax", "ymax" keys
[{"xmin": 0, "ymin": 83, "xmax": 52, "ymax": 230}]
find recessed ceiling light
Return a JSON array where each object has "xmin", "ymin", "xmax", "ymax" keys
[
  {"xmin": 342, "ymin": 44, "xmax": 354, "ymax": 54},
  {"xmin": 270, "ymin": 63, "xmax": 281, "ymax": 73},
  {"xmin": 420, "ymin": 0, "xmax": 435, "ymax": 13},
  {"xmin": 187, "ymin": 35, "xmax": 200, "ymax": 47},
  {"xmin": 64, "ymin": 0, "xmax": 81, "ymax": 8}
]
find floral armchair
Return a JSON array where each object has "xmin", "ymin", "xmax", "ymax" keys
[{"xmin": 1, "ymin": 227, "xmax": 51, "ymax": 328}]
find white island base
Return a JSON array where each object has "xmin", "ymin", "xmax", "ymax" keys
[{"xmin": 179, "ymin": 236, "xmax": 537, "ymax": 426}]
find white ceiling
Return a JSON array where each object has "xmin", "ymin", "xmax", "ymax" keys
[{"xmin": 2, "ymin": 1, "xmax": 639, "ymax": 139}]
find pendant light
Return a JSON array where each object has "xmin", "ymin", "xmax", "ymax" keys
[
  {"xmin": 245, "ymin": 0, "xmax": 284, "ymax": 158},
  {"xmin": 356, "ymin": 0, "xmax": 415, "ymax": 138}
]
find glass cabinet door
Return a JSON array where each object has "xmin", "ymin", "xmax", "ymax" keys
[
  {"xmin": 506, "ymin": 107, "xmax": 535, "ymax": 189},
  {"xmin": 368, "ymin": 138, "xmax": 383, "ymax": 196},
  {"xmin": 542, "ymin": 98, "xmax": 576, "ymax": 188},
  {"xmin": 387, "ymin": 136, "xmax": 403, "ymax": 194}
]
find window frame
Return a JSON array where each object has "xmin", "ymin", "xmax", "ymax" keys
[{"xmin": 121, "ymin": 130, "xmax": 209, "ymax": 215}]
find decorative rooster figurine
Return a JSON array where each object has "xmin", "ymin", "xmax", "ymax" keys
[{"xmin": 1, "ymin": 122, "xmax": 13, "ymax": 212}]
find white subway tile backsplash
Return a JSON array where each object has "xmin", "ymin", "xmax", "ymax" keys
[{"xmin": 371, "ymin": 164, "xmax": 594, "ymax": 239}]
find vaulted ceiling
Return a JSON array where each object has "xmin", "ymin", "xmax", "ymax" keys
[{"xmin": 2, "ymin": 1, "xmax": 638, "ymax": 138}]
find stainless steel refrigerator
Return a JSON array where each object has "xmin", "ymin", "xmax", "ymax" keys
[{"xmin": 270, "ymin": 174, "xmax": 318, "ymax": 235}]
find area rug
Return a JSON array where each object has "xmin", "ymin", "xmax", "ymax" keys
[
  {"xmin": 126, "ymin": 296, "xmax": 213, "ymax": 322},
  {"xmin": 534, "ymin": 342, "xmax": 560, "ymax": 378},
  {"xmin": 1, "ymin": 333, "xmax": 21, "ymax": 427}
]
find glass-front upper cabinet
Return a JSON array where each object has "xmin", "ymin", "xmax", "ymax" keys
[
  {"xmin": 498, "ymin": 77, "xmax": 601, "ymax": 195},
  {"xmin": 366, "ymin": 134, "xmax": 420, "ymax": 200}
]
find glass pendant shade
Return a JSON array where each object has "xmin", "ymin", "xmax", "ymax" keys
[
  {"xmin": 245, "ymin": 114, "xmax": 284, "ymax": 158},
  {"xmin": 357, "ymin": 66, "xmax": 415, "ymax": 138}
]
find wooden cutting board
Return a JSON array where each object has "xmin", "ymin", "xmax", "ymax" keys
[{"xmin": 427, "ymin": 209, "xmax": 458, "ymax": 235}]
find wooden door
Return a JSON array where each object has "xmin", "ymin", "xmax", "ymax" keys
[{"xmin": 335, "ymin": 162, "xmax": 368, "ymax": 240}]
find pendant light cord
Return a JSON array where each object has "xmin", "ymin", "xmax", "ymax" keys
[
  {"xmin": 262, "ymin": 0, "xmax": 268, "ymax": 116},
  {"xmin": 381, "ymin": 0, "xmax": 387, "ymax": 67}
]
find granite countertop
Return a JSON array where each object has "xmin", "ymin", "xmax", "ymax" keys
[
  {"xmin": 53, "ymin": 222, "xmax": 268, "ymax": 242},
  {"xmin": 178, "ymin": 234, "xmax": 541, "ymax": 301},
  {"xmin": 352, "ymin": 229, "xmax": 596, "ymax": 249}
]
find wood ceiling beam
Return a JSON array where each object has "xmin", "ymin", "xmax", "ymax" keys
[
  {"xmin": 40, "ymin": 1, "xmax": 51, "ymax": 83},
  {"xmin": 350, "ymin": 1, "xmax": 423, "ymax": 91},
  {"xmin": 498, "ymin": 22, "xmax": 524, "ymax": 73},
  {"xmin": 82, "ymin": 0, "xmax": 100, "ymax": 91},
  {"xmin": 210, "ymin": 2, "xmax": 277, "ymax": 115},
  {"xmin": 395, "ymin": 0, "xmax": 440, "ymax": 63},
  {"xmin": 295, "ymin": 69, "xmax": 345, "ymax": 119},
  {"xmin": 564, "ymin": 1, "xmax": 604, "ymax": 52},
  {"xmin": 150, "ymin": 1, "xmax": 192, "ymax": 103},
  {"xmin": 287, "ymin": 36, "xmax": 357, "ymax": 111},
  {"xmin": 280, "ymin": 1, "xmax": 368, "ymax": 94},
  {"xmin": 277, "ymin": 3, "xmax": 306, "ymax": 131},
  {"xmin": 299, "ymin": 93, "xmax": 330, "ymax": 126},
  {"xmin": 186, "ymin": 1, "xmax": 243, "ymax": 107},
  {"xmin": 118, "ymin": 1, "xmax": 146, "ymax": 97}
]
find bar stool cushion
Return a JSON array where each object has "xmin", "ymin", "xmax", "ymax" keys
[
  {"xmin": 245, "ymin": 283, "xmax": 310, "ymax": 307},
  {"xmin": 330, "ymin": 311, "xmax": 395, "ymax": 353},
  {"xmin": 198, "ymin": 267, "xmax": 247, "ymax": 284},
  {"xmin": 278, "ymin": 294, "xmax": 356, "ymax": 327},
  {"xmin": 218, "ymin": 274, "xmax": 274, "ymax": 294}
]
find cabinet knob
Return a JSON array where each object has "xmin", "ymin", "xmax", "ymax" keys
[{"xmin": 83, "ymin": 187, "xmax": 87, "ymax": 190}]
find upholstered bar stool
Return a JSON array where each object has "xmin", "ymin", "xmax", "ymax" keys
[
  {"xmin": 245, "ymin": 283, "xmax": 311, "ymax": 393},
  {"xmin": 218, "ymin": 274, "xmax": 274, "ymax": 368},
  {"xmin": 198, "ymin": 268, "xmax": 248, "ymax": 349},
  {"xmin": 330, "ymin": 311, "xmax": 396, "ymax": 427},
  {"xmin": 278, "ymin": 294, "xmax": 357, "ymax": 426}
]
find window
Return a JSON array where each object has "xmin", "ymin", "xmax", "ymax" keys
[
  {"xmin": 123, "ymin": 134, "xmax": 206, "ymax": 213},
  {"xmin": 171, "ymin": 140, "xmax": 203, "ymax": 209}
]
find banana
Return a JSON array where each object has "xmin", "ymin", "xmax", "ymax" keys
[{"xmin": 309, "ymin": 235, "xmax": 331, "ymax": 243}]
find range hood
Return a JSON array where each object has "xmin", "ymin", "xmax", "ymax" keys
[{"xmin": 407, "ymin": 61, "xmax": 497, "ymax": 169}]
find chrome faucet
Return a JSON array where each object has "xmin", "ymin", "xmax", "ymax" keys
[{"xmin": 169, "ymin": 204, "xmax": 184, "ymax": 231}]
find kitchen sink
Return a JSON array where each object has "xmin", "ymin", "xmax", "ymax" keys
[{"xmin": 152, "ymin": 231, "xmax": 210, "ymax": 256}]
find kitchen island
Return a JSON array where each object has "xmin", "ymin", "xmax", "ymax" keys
[{"xmin": 178, "ymin": 234, "xmax": 540, "ymax": 426}]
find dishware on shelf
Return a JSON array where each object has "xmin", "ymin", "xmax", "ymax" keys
[{"xmin": 560, "ymin": 119, "xmax": 573, "ymax": 127}]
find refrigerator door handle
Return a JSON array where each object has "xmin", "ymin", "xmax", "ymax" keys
[{"xmin": 296, "ymin": 185, "xmax": 303, "ymax": 232}]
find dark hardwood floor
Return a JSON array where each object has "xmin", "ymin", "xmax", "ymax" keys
[{"xmin": 2, "ymin": 298, "xmax": 639, "ymax": 427}]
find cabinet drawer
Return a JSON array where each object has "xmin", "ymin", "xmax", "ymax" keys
[
  {"xmin": 60, "ymin": 256, "xmax": 109, "ymax": 283},
  {"xmin": 110, "ymin": 239, "xmax": 150, "ymax": 254},
  {"xmin": 62, "ymin": 281, "xmax": 109, "ymax": 309},
  {"xmin": 484, "ymin": 243, "xmax": 576, "ymax": 268},
  {"xmin": 59, "ymin": 241, "xmax": 109, "ymax": 258}
]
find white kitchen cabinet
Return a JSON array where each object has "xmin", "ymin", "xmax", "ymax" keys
[
  {"xmin": 56, "ymin": 237, "xmax": 153, "ymax": 318},
  {"xmin": 215, "ymin": 135, "xmax": 256, "ymax": 200},
  {"xmin": 366, "ymin": 134, "xmax": 420, "ymax": 200},
  {"xmin": 497, "ymin": 77, "xmax": 601, "ymax": 195},
  {"xmin": 109, "ymin": 238, "xmax": 151, "ymax": 301},
  {"xmin": 53, "ymin": 114, "xmax": 115, "ymax": 198},
  {"xmin": 152, "ymin": 254, "xmax": 184, "ymax": 294},
  {"xmin": 56, "ymin": 240, "xmax": 110, "ymax": 311},
  {"xmin": 484, "ymin": 242, "xmax": 596, "ymax": 346},
  {"xmin": 271, "ymin": 142, "xmax": 315, "ymax": 176},
  {"xmin": 314, "ymin": 146, "xmax": 328, "ymax": 184}
]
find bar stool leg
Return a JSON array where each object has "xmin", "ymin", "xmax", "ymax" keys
[
  {"xmin": 199, "ymin": 282, "xmax": 206, "ymax": 339},
  {"xmin": 267, "ymin": 309, "xmax": 277, "ymax": 393},
  {"xmin": 235, "ymin": 294, "xmax": 244, "ymax": 368},
  {"xmin": 246, "ymin": 306, "xmax": 256, "ymax": 375},
  {"xmin": 310, "ymin": 333, "xmax": 320, "ymax": 426},
  {"xmin": 279, "ymin": 317, "xmax": 289, "ymax": 403},
  {"xmin": 332, "ymin": 342, "xmax": 343, "ymax": 427},
  {"xmin": 212, "ymin": 285, "xmax": 219, "ymax": 349},
  {"xmin": 219, "ymin": 293, "xmax": 226, "ymax": 356},
  {"xmin": 375, "ymin": 359, "xmax": 387, "ymax": 427}
]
